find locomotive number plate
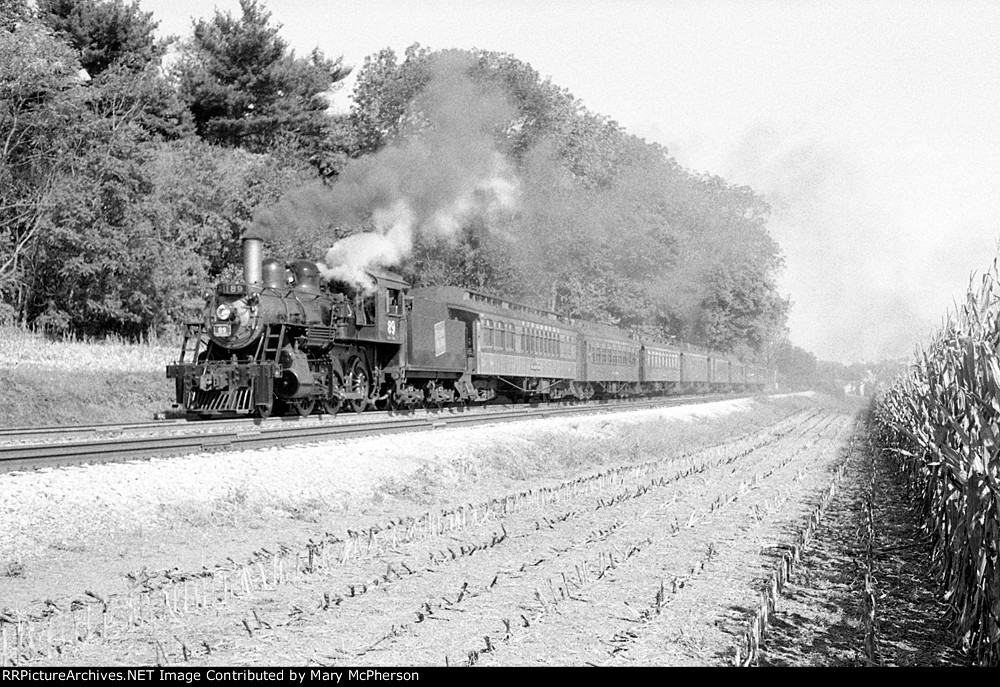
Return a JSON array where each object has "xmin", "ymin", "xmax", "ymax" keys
[{"xmin": 213, "ymin": 323, "xmax": 231, "ymax": 337}]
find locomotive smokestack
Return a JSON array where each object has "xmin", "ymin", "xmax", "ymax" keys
[{"xmin": 242, "ymin": 233, "xmax": 263, "ymax": 286}]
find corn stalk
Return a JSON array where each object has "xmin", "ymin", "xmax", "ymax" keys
[{"xmin": 869, "ymin": 259, "xmax": 1000, "ymax": 665}]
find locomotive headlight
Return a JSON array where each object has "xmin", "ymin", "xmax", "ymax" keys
[{"xmin": 216, "ymin": 303, "xmax": 233, "ymax": 320}]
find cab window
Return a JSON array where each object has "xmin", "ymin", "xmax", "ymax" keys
[{"xmin": 386, "ymin": 288, "xmax": 403, "ymax": 316}]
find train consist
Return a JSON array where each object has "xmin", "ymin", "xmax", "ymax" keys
[{"xmin": 167, "ymin": 235, "xmax": 768, "ymax": 418}]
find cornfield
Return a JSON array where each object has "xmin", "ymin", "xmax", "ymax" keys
[{"xmin": 870, "ymin": 259, "xmax": 1000, "ymax": 665}]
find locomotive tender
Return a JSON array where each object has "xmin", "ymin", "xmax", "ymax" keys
[{"xmin": 166, "ymin": 235, "xmax": 766, "ymax": 418}]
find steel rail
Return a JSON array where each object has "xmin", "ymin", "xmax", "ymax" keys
[{"xmin": 0, "ymin": 394, "xmax": 748, "ymax": 474}]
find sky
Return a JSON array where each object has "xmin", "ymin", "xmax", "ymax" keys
[{"xmin": 138, "ymin": 0, "xmax": 1000, "ymax": 364}]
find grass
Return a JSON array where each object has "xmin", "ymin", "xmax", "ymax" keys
[
  {"xmin": 373, "ymin": 393, "xmax": 828, "ymax": 506},
  {"xmin": 158, "ymin": 487, "xmax": 337, "ymax": 530},
  {"xmin": 0, "ymin": 326, "xmax": 176, "ymax": 372},
  {"xmin": 159, "ymin": 487, "xmax": 263, "ymax": 529},
  {"xmin": 0, "ymin": 327, "xmax": 178, "ymax": 426}
]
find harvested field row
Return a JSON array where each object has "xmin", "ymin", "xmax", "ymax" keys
[{"xmin": 5, "ymin": 397, "xmax": 874, "ymax": 666}]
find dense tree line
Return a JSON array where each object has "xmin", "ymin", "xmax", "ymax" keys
[{"xmin": 1, "ymin": 0, "xmax": 790, "ymax": 363}]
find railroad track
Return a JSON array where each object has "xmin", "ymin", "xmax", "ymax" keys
[{"xmin": 0, "ymin": 393, "xmax": 750, "ymax": 473}]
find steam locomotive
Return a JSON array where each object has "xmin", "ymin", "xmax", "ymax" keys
[{"xmin": 166, "ymin": 234, "xmax": 767, "ymax": 418}]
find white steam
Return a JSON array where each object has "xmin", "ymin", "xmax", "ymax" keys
[
  {"xmin": 319, "ymin": 200, "xmax": 415, "ymax": 290},
  {"xmin": 260, "ymin": 51, "xmax": 523, "ymax": 293}
]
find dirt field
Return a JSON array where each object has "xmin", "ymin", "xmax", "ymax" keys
[{"xmin": 0, "ymin": 393, "xmax": 966, "ymax": 666}]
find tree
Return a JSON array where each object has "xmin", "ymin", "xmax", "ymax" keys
[
  {"xmin": 174, "ymin": 0, "xmax": 350, "ymax": 161},
  {"xmin": 34, "ymin": 1, "xmax": 194, "ymax": 143},
  {"xmin": 773, "ymin": 341, "xmax": 818, "ymax": 389},
  {"xmin": 87, "ymin": 63, "xmax": 195, "ymax": 142},
  {"xmin": 349, "ymin": 45, "xmax": 432, "ymax": 156},
  {"xmin": 280, "ymin": 45, "xmax": 789, "ymax": 356},
  {"xmin": 0, "ymin": 0, "xmax": 31, "ymax": 28},
  {"xmin": 0, "ymin": 20, "xmax": 87, "ymax": 321},
  {"xmin": 142, "ymin": 138, "xmax": 315, "ymax": 281},
  {"xmin": 36, "ymin": 0, "xmax": 164, "ymax": 76},
  {"xmin": 28, "ymin": 120, "xmax": 161, "ymax": 334}
]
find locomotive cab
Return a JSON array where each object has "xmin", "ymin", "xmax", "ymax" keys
[{"xmin": 330, "ymin": 269, "xmax": 408, "ymax": 347}]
